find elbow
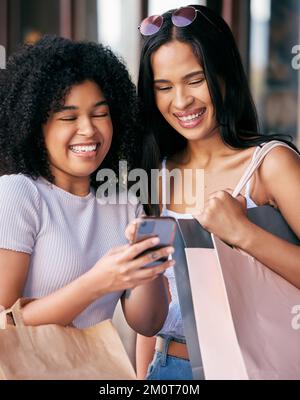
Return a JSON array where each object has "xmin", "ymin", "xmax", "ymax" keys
[
  {"xmin": 132, "ymin": 305, "xmax": 168, "ymax": 337},
  {"xmin": 134, "ymin": 322, "xmax": 163, "ymax": 337},
  {"xmin": 138, "ymin": 321, "xmax": 163, "ymax": 337}
]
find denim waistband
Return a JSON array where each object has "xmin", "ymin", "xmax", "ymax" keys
[
  {"xmin": 156, "ymin": 335, "xmax": 187, "ymax": 366},
  {"xmin": 157, "ymin": 334, "xmax": 186, "ymax": 344}
]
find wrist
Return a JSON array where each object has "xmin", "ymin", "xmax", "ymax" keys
[
  {"xmin": 78, "ymin": 270, "xmax": 108, "ymax": 302},
  {"xmin": 233, "ymin": 219, "xmax": 257, "ymax": 250}
]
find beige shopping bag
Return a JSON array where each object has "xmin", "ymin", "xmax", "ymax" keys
[{"xmin": 0, "ymin": 299, "xmax": 136, "ymax": 380}]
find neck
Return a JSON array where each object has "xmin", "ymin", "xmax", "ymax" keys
[
  {"xmin": 50, "ymin": 168, "xmax": 91, "ymax": 197},
  {"xmin": 182, "ymin": 131, "xmax": 236, "ymax": 169}
]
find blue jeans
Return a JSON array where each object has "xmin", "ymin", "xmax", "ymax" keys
[{"xmin": 146, "ymin": 336, "xmax": 193, "ymax": 380}]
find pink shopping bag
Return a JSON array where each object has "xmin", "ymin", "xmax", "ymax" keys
[{"xmin": 174, "ymin": 141, "xmax": 300, "ymax": 380}]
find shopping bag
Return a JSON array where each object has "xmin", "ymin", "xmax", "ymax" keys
[
  {"xmin": 0, "ymin": 298, "xmax": 137, "ymax": 380},
  {"xmin": 174, "ymin": 141, "xmax": 300, "ymax": 380}
]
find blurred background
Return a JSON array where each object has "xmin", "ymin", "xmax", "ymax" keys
[{"xmin": 0, "ymin": 0, "xmax": 299, "ymax": 146}]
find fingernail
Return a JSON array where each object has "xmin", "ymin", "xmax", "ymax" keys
[
  {"xmin": 168, "ymin": 247, "xmax": 175, "ymax": 254},
  {"xmin": 169, "ymin": 260, "xmax": 176, "ymax": 266},
  {"xmin": 152, "ymin": 237, "xmax": 160, "ymax": 245}
]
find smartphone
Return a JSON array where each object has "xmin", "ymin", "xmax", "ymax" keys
[{"xmin": 133, "ymin": 217, "xmax": 177, "ymax": 267}]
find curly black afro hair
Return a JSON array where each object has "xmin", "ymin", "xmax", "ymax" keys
[{"xmin": 0, "ymin": 35, "xmax": 142, "ymax": 188}]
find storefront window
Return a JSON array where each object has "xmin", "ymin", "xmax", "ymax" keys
[
  {"xmin": 250, "ymin": 0, "xmax": 300, "ymax": 145},
  {"xmin": 8, "ymin": 0, "xmax": 60, "ymax": 53},
  {"xmin": 148, "ymin": 0, "xmax": 205, "ymax": 15},
  {"xmin": 97, "ymin": 0, "xmax": 141, "ymax": 82}
]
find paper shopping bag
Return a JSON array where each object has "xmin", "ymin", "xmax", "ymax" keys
[
  {"xmin": 174, "ymin": 141, "xmax": 300, "ymax": 380},
  {"xmin": 176, "ymin": 218, "xmax": 300, "ymax": 380},
  {"xmin": 0, "ymin": 298, "xmax": 136, "ymax": 380}
]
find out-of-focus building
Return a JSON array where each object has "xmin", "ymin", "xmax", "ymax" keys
[{"xmin": 0, "ymin": 0, "xmax": 299, "ymax": 146}]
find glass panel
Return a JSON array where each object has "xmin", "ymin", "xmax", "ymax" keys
[
  {"xmin": 250, "ymin": 0, "xmax": 300, "ymax": 145},
  {"xmin": 73, "ymin": 0, "xmax": 98, "ymax": 42},
  {"xmin": 8, "ymin": 0, "xmax": 60, "ymax": 53},
  {"xmin": 148, "ymin": 0, "xmax": 206, "ymax": 16},
  {"xmin": 0, "ymin": 45, "xmax": 5, "ymax": 69},
  {"xmin": 21, "ymin": 0, "xmax": 59, "ymax": 43},
  {"xmin": 97, "ymin": 0, "xmax": 141, "ymax": 82}
]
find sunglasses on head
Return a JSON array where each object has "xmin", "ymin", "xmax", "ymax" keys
[{"xmin": 138, "ymin": 6, "xmax": 219, "ymax": 36}]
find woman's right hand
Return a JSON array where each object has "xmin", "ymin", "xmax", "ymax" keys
[{"xmin": 85, "ymin": 237, "xmax": 175, "ymax": 296}]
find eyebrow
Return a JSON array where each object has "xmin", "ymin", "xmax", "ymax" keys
[
  {"xmin": 154, "ymin": 70, "xmax": 204, "ymax": 84},
  {"xmin": 54, "ymin": 100, "xmax": 108, "ymax": 113}
]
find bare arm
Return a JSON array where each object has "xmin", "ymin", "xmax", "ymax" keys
[
  {"xmin": 122, "ymin": 269, "xmax": 172, "ymax": 337},
  {"xmin": 0, "ymin": 237, "xmax": 174, "ymax": 327},
  {"xmin": 121, "ymin": 274, "xmax": 169, "ymax": 337},
  {"xmin": 236, "ymin": 147, "xmax": 300, "ymax": 287},
  {"xmin": 0, "ymin": 249, "xmax": 30, "ymax": 309},
  {"xmin": 196, "ymin": 147, "xmax": 300, "ymax": 288},
  {"xmin": 136, "ymin": 335, "xmax": 156, "ymax": 380},
  {"xmin": 0, "ymin": 248, "xmax": 115, "ymax": 326},
  {"xmin": 236, "ymin": 223, "xmax": 300, "ymax": 287},
  {"xmin": 135, "ymin": 276, "xmax": 171, "ymax": 379}
]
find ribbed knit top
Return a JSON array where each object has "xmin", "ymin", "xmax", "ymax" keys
[{"xmin": 0, "ymin": 174, "xmax": 142, "ymax": 328}]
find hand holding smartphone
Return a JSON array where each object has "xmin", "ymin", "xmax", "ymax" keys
[{"xmin": 132, "ymin": 217, "xmax": 177, "ymax": 267}]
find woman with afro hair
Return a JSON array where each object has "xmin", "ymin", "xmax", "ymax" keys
[{"xmin": 0, "ymin": 35, "xmax": 174, "ymax": 335}]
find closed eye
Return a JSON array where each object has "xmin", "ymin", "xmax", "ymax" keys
[
  {"xmin": 188, "ymin": 79, "xmax": 205, "ymax": 85},
  {"xmin": 92, "ymin": 112, "xmax": 109, "ymax": 118},
  {"xmin": 59, "ymin": 116, "xmax": 77, "ymax": 121},
  {"xmin": 155, "ymin": 86, "xmax": 172, "ymax": 91}
]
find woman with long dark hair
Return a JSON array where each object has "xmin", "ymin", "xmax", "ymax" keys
[{"xmin": 134, "ymin": 5, "xmax": 300, "ymax": 380}]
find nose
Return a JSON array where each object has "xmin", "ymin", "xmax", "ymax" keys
[
  {"xmin": 173, "ymin": 87, "xmax": 194, "ymax": 110},
  {"xmin": 77, "ymin": 117, "xmax": 96, "ymax": 137}
]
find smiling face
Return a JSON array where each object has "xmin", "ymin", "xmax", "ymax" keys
[
  {"xmin": 151, "ymin": 40, "xmax": 220, "ymax": 142},
  {"xmin": 43, "ymin": 80, "xmax": 113, "ymax": 190}
]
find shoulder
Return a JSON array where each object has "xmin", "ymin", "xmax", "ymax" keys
[
  {"xmin": 260, "ymin": 144, "xmax": 300, "ymax": 180},
  {"xmin": 0, "ymin": 174, "xmax": 41, "ymax": 207},
  {"xmin": 0, "ymin": 174, "xmax": 39, "ymax": 192},
  {"xmin": 257, "ymin": 144, "xmax": 300, "ymax": 203}
]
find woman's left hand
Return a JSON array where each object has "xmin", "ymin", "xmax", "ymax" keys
[
  {"xmin": 193, "ymin": 190, "xmax": 252, "ymax": 246},
  {"xmin": 125, "ymin": 218, "xmax": 143, "ymax": 244}
]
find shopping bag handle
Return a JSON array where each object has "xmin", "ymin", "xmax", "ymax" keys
[
  {"xmin": 232, "ymin": 140, "xmax": 299, "ymax": 198},
  {"xmin": 0, "ymin": 298, "xmax": 34, "ymax": 329}
]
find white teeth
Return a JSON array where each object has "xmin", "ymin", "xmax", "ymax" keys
[
  {"xmin": 177, "ymin": 109, "xmax": 205, "ymax": 122},
  {"xmin": 70, "ymin": 144, "xmax": 97, "ymax": 153}
]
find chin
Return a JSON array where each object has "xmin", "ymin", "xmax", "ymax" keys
[
  {"xmin": 70, "ymin": 165, "xmax": 100, "ymax": 178},
  {"xmin": 177, "ymin": 131, "xmax": 208, "ymax": 141},
  {"xmin": 178, "ymin": 125, "xmax": 219, "ymax": 141}
]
